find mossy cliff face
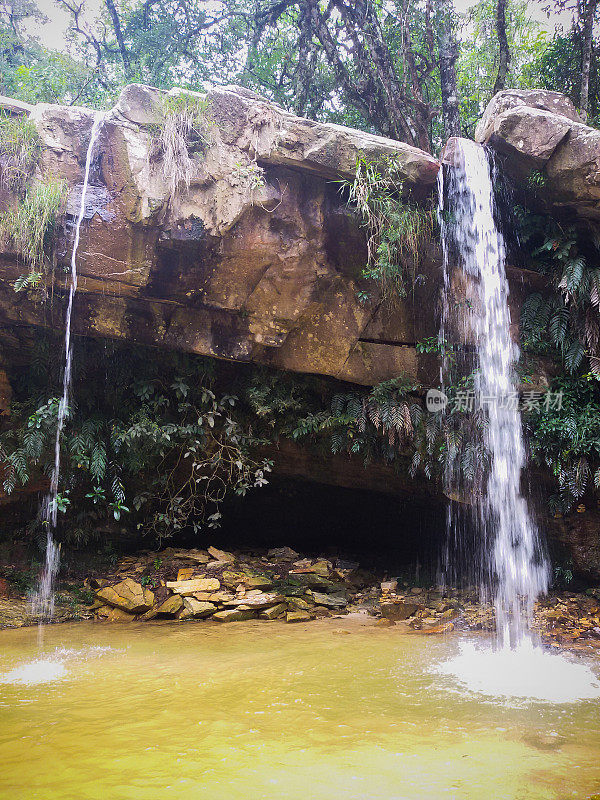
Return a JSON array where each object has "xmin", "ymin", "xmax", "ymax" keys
[{"xmin": 0, "ymin": 83, "xmax": 441, "ymax": 386}]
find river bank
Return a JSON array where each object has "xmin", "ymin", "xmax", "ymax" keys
[{"xmin": 1, "ymin": 544, "xmax": 600, "ymax": 651}]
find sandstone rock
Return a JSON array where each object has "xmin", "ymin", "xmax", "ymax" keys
[
  {"xmin": 546, "ymin": 123, "xmax": 600, "ymax": 207},
  {"xmin": 213, "ymin": 608, "xmax": 257, "ymax": 622},
  {"xmin": 308, "ymin": 591, "xmax": 347, "ymax": 609},
  {"xmin": 286, "ymin": 611, "xmax": 311, "ymax": 623},
  {"xmin": 475, "ymin": 89, "xmax": 600, "ymax": 219},
  {"xmin": 268, "ymin": 547, "xmax": 299, "ymax": 561},
  {"xmin": 259, "ymin": 603, "xmax": 287, "ymax": 620},
  {"xmin": 172, "ymin": 549, "xmax": 210, "ymax": 563},
  {"xmin": 228, "ymin": 592, "xmax": 283, "ymax": 609},
  {"xmin": 0, "ymin": 83, "xmax": 440, "ymax": 389},
  {"xmin": 418, "ymin": 622, "xmax": 454, "ymax": 634},
  {"xmin": 286, "ymin": 597, "xmax": 312, "ymax": 610},
  {"xmin": 177, "ymin": 568, "xmax": 196, "ymax": 582},
  {"xmin": 380, "ymin": 580, "xmax": 398, "ymax": 593},
  {"xmin": 292, "ymin": 573, "xmax": 336, "ymax": 590},
  {"xmin": 476, "ymin": 107, "xmax": 572, "ymax": 168},
  {"xmin": 97, "ymin": 605, "xmax": 133, "ymax": 622},
  {"xmin": 181, "ymin": 598, "xmax": 216, "ymax": 618},
  {"xmin": 380, "ymin": 601, "xmax": 422, "ymax": 621},
  {"xmin": 313, "ymin": 606, "xmax": 332, "ymax": 618},
  {"xmin": 290, "ymin": 559, "xmax": 331, "ymax": 578},
  {"xmin": 165, "ymin": 578, "xmax": 220, "ymax": 595},
  {"xmin": 221, "ymin": 570, "xmax": 247, "ymax": 588},
  {"xmin": 207, "ymin": 546, "xmax": 235, "ymax": 563},
  {"xmin": 0, "ymin": 94, "xmax": 33, "ymax": 116},
  {"xmin": 96, "ymin": 578, "xmax": 154, "ymax": 613},
  {"xmin": 475, "ymin": 89, "xmax": 580, "ymax": 144},
  {"xmin": 244, "ymin": 575, "xmax": 274, "ymax": 589},
  {"xmin": 155, "ymin": 595, "xmax": 184, "ymax": 616}
]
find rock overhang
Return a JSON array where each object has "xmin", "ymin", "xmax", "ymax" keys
[{"xmin": 0, "ymin": 82, "xmax": 441, "ymax": 386}]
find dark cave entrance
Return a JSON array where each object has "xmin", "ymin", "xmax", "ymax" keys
[{"xmin": 181, "ymin": 476, "xmax": 449, "ymax": 582}]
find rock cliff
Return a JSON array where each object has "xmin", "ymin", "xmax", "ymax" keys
[{"xmin": 0, "ymin": 83, "xmax": 440, "ymax": 385}]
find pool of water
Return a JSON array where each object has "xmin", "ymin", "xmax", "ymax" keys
[{"xmin": 1, "ymin": 619, "xmax": 599, "ymax": 799}]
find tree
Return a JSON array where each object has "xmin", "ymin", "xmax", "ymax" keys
[
  {"xmin": 458, "ymin": 0, "xmax": 548, "ymax": 135},
  {"xmin": 434, "ymin": 0, "xmax": 461, "ymax": 137},
  {"xmin": 539, "ymin": 0, "xmax": 599, "ymax": 119},
  {"xmin": 493, "ymin": 0, "xmax": 511, "ymax": 93},
  {"xmin": 55, "ymin": 0, "xmax": 465, "ymax": 151},
  {"xmin": 579, "ymin": 0, "xmax": 598, "ymax": 119}
]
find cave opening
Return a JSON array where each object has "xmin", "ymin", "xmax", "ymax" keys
[{"xmin": 185, "ymin": 476, "xmax": 449, "ymax": 582}]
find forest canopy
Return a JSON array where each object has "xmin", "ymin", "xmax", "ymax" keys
[{"xmin": 1, "ymin": 0, "xmax": 599, "ymax": 153}]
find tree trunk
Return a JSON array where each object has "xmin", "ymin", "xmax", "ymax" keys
[
  {"xmin": 104, "ymin": 0, "xmax": 131, "ymax": 75},
  {"xmin": 580, "ymin": 0, "xmax": 597, "ymax": 121},
  {"xmin": 493, "ymin": 0, "xmax": 510, "ymax": 95},
  {"xmin": 434, "ymin": 0, "xmax": 461, "ymax": 139}
]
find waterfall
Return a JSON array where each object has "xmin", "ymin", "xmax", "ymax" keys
[
  {"xmin": 32, "ymin": 112, "xmax": 104, "ymax": 622},
  {"xmin": 437, "ymin": 138, "xmax": 549, "ymax": 648}
]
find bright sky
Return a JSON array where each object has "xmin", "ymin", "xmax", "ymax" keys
[{"xmin": 27, "ymin": 0, "xmax": 573, "ymax": 53}]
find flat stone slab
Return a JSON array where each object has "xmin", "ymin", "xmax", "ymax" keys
[
  {"xmin": 212, "ymin": 608, "xmax": 257, "ymax": 622},
  {"xmin": 165, "ymin": 578, "xmax": 220, "ymax": 595}
]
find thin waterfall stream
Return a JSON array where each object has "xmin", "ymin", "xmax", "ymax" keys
[{"xmin": 32, "ymin": 112, "xmax": 104, "ymax": 624}]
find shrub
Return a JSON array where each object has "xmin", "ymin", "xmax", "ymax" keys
[{"xmin": 343, "ymin": 155, "xmax": 434, "ymax": 301}]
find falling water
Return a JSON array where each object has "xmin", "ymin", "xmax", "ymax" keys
[
  {"xmin": 32, "ymin": 112, "xmax": 104, "ymax": 623},
  {"xmin": 438, "ymin": 138, "xmax": 550, "ymax": 648}
]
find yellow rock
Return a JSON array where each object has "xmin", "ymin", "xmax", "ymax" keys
[
  {"xmin": 97, "ymin": 605, "xmax": 134, "ymax": 622},
  {"xmin": 181, "ymin": 598, "xmax": 217, "ymax": 618},
  {"xmin": 177, "ymin": 567, "xmax": 196, "ymax": 581},
  {"xmin": 259, "ymin": 603, "xmax": 287, "ymax": 620},
  {"xmin": 212, "ymin": 608, "xmax": 256, "ymax": 622},
  {"xmin": 207, "ymin": 546, "xmax": 235, "ymax": 563},
  {"xmin": 155, "ymin": 595, "xmax": 184, "ymax": 615},
  {"xmin": 96, "ymin": 578, "xmax": 154, "ymax": 613},
  {"xmin": 286, "ymin": 611, "xmax": 311, "ymax": 623},
  {"xmin": 165, "ymin": 578, "xmax": 220, "ymax": 595}
]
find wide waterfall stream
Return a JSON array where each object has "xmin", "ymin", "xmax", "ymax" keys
[{"xmin": 437, "ymin": 138, "xmax": 600, "ymax": 701}]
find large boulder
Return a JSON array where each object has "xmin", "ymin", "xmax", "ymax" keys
[
  {"xmin": 476, "ymin": 89, "xmax": 600, "ymax": 219},
  {"xmin": 96, "ymin": 578, "xmax": 154, "ymax": 613}
]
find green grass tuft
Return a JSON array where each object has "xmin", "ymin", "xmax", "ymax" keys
[
  {"xmin": 1, "ymin": 177, "xmax": 67, "ymax": 287},
  {"xmin": 0, "ymin": 113, "xmax": 41, "ymax": 191},
  {"xmin": 150, "ymin": 92, "xmax": 213, "ymax": 199}
]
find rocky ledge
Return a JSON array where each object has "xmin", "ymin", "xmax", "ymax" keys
[
  {"xmin": 0, "ymin": 84, "xmax": 440, "ymax": 386},
  {"xmin": 3, "ymin": 545, "xmax": 600, "ymax": 650}
]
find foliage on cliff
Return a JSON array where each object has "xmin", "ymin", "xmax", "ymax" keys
[
  {"xmin": 343, "ymin": 157, "xmax": 434, "ymax": 302},
  {"xmin": 1, "ymin": 339, "xmax": 272, "ymax": 543},
  {"xmin": 512, "ymin": 182, "xmax": 600, "ymax": 511}
]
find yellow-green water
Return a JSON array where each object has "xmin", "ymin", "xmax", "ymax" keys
[{"xmin": 1, "ymin": 619, "xmax": 600, "ymax": 800}]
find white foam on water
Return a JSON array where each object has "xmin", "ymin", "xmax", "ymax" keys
[
  {"xmin": 0, "ymin": 659, "xmax": 67, "ymax": 686},
  {"xmin": 0, "ymin": 645, "xmax": 115, "ymax": 687},
  {"xmin": 435, "ymin": 640, "xmax": 600, "ymax": 703}
]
